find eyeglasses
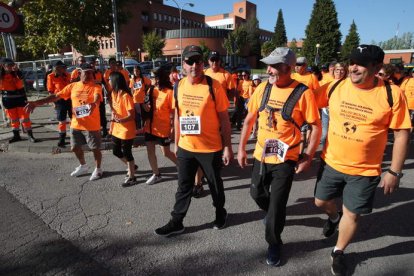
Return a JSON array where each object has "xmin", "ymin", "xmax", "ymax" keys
[{"xmin": 185, "ymin": 58, "xmax": 203, "ymax": 66}]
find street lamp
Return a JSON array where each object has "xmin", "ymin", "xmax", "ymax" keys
[
  {"xmin": 315, "ymin": 43, "xmax": 321, "ymax": 66},
  {"xmin": 175, "ymin": 45, "xmax": 179, "ymax": 64},
  {"xmin": 137, "ymin": 48, "xmax": 141, "ymax": 62},
  {"xmin": 166, "ymin": 0, "xmax": 194, "ymax": 64},
  {"xmin": 111, "ymin": 0, "xmax": 121, "ymax": 60}
]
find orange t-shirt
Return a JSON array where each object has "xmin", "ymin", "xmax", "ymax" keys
[
  {"xmin": 173, "ymin": 76, "xmax": 230, "ymax": 153},
  {"xmin": 144, "ymin": 87, "xmax": 173, "ymax": 138},
  {"xmin": 248, "ymin": 81, "xmax": 320, "ymax": 164},
  {"xmin": 130, "ymin": 76, "xmax": 151, "ymax": 104},
  {"xmin": 111, "ymin": 91, "xmax": 136, "ymax": 140},
  {"xmin": 47, "ymin": 72, "xmax": 70, "ymax": 93},
  {"xmin": 292, "ymin": 72, "xmax": 320, "ymax": 90},
  {"xmin": 204, "ymin": 68, "xmax": 235, "ymax": 91},
  {"xmin": 0, "ymin": 72, "xmax": 24, "ymax": 90},
  {"xmin": 238, "ymin": 79, "xmax": 253, "ymax": 99},
  {"xmin": 57, "ymin": 82, "xmax": 102, "ymax": 131},
  {"xmin": 119, "ymin": 68, "xmax": 131, "ymax": 84},
  {"xmin": 315, "ymin": 78, "xmax": 411, "ymax": 176},
  {"xmin": 70, "ymin": 68, "xmax": 81, "ymax": 82},
  {"xmin": 400, "ymin": 77, "xmax": 414, "ymax": 110},
  {"xmin": 319, "ymin": 72, "xmax": 334, "ymax": 86}
]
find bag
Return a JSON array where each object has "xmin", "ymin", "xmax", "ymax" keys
[{"xmin": 141, "ymin": 85, "xmax": 154, "ymax": 121}]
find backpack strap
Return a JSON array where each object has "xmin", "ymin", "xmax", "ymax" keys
[
  {"xmin": 328, "ymin": 78, "xmax": 345, "ymax": 99},
  {"xmin": 173, "ymin": 80, "xmax": 179, "ymax": 115},
  {"xmin": 384, "ymin": 81, "xmax": 393, "ymax": 108},
  {"xmin": 281, "ymin": 82, "xmax": 308, "ymax": 130},
  {"xmin": 205, "ymin": 75, "xmax": 215, "ymax": 102},
  {"xmin": 258, "ymin": 81, "xmax": 273, "ymax": 112}
]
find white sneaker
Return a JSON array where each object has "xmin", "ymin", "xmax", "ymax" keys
[
  {"xmin": 146, "ymin": 174, "xmax": 162, "ymax": 185},
  {"xmin": 89, "ymin": 168, "xmax": 103, "ymax": 181},
  {"xmin": 249, "ymin": 133, "xmax": 256, "ymax": 139},
  {"xmin": 70, "ymin": 164, "xmax": 89, "ymax": 177}
]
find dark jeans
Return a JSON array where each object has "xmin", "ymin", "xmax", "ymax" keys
[
  {"xmin": 55, "ymin": 99, "xmax": 72, "ymax": 121},
  {"xmin": 171, "ymin": 147, "xmax": 225, "ymax": 223},
  {"xmin": 234, "ymin": 96, "xmax": 246, "ymax": 128},
  {"xmin": 250, "ymin": 159, "xmax": 296, "ymax": 245}
]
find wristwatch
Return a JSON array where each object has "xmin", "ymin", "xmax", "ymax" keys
[{"xmin": 387, "ymin": 169, "xmax": 404, "ymax": 178}]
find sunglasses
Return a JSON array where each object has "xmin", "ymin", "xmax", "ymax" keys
[
  {"xmin": 295, "ymin": 63, "xmax": 305, "ymax": 66},
  {"xmin": 185, "ymin": 58, "xmax": 203, "ymax": 66}
]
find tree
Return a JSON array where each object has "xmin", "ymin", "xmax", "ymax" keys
[
  {"xmin": 375, "ymin": 32, "xmax": 414, "ymax": 50},
  {"xmin": 340, "ymin": 20, "xmax": 360, "ymax": 61},
  {"xmin": 261, "ymin": 41, "xmax": 274, "ymax": 57},
  {"xmin": 245, "ymin": 17, "xmax": 261, "ymax": 56},
  {"xmin": 272, "ymin": 9, "xmax": 288, "ymax": 47},
  {"xmin": 302, "ymin": 0, "xmax": 341, "ymax": 65},
  {"xmin": 223, "ymin": 25, "xmax": 248, "ymax": 56},
  {"xmin": 198, "ymin": 40, "xmax": 210, "ymax": 63},
  {"xmin": 142, "ymin": 31, "xmax": 165, "ymax": 61},
  {"xmin": 15, "ymin": 0, "xmax": 131, "ymax": 57}
]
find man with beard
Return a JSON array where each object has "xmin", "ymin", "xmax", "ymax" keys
[{"xmin": 237, "ymin": 47, "xmax": 321, "ymax": 266}]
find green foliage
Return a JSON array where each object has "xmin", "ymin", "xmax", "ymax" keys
[
  {"xmin": 16, "ymin": 0, "xmax": 131, "ymax": 58},
  {"xmin": 374, "ymin": 32, "xmax": 414, "ymax": 50},
  {"xmin": 340, "ymin": 20, "xmax": 360, "ymax": 61},
  {"xmin": 223, "ymin": 25, "xmax": 248, "ymax": 56},
  {"xmin": 302, "ymin": 0, "xmax": 342, "ymax": 65},
  {"xmin": 198, "ymin": 40, "xmax": 211, "ymax": 63},
  {"xmin": 272, "ymin": 9, "xmax": 287, "ymax": 47},
  {"xmin": 245, "ymin": 17, "xmax": 261, "ymax": 56},
  {"xmin": 261, "ymin": 41, "xmax": 274, "ymax": 57},
  {"xmin": 142, "ymin": 31, "xmax": 165, "ymax": 60}
]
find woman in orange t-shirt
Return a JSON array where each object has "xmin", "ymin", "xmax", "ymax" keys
[
  {"xmin": 129, "ymin": 66, "xmax": 151, "ymax": 133},
  {"xmin": 109, "ymin": 72, "xmax": 137, "ymax": 187},
  {"xmin": 142, "ymin": 68, "xmax": 177, "ymax": 185}
]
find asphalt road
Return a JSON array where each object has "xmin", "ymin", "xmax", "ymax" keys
[{"xmin": 0, "ymin": 102, "xmax": 414, "ymax": 275}]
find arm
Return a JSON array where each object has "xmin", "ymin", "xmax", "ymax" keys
[
  {"xmin": 237, "ymin": 111, "xmax": 257, "ymax": 168},
  {"xmin": 380, "ymin": 129, "xmax": 410, "ymax": 195},
  {"xmin": 173, "ymin": 108, "xmax": 180, "ymax": 155},
  {"xmin": 218, "ymin": 110, "xmax": 233, "ymax": 165},
  {"xmin": 113, "ymin": 108, "xmax": 134, "ymax": 123},
  {"xmin": 24, "ymin": 94, "xmax": 61, "ymax": 113},
  {"xmin": 295, "ymin": 122, "xmax": 321, "ymax": 173}
]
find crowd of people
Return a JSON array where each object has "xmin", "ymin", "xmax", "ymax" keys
[{"xmin": 1, "ymin": 43, "xmax": 413, "ymax": 276}]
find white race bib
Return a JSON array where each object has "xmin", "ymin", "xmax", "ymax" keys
[
  {"xmin": 263, "ymin": 139, "xmax": 289, "ymax": 162},
  {"xmin": 133, "ymin": 80, "xmax": 142, "ymax": 89},
  {"xmin": 180, "ymin": 116, "xmax": 201, "ymax": 135},
  {"xmin": 75, "ymin": 104, "xmax": 92, "ymax": 118}
]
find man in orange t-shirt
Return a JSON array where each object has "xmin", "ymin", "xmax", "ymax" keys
[
  {"xmin": 313, "ymin": 45, "xmax": 411, "ymax": 275},
  {"xmin": 292, "ymin": 57, "xmax": 320, "ymax": 90},
  {"xmin": 237, "ymin": 47, "xmax": 321, "ymax": 267},
  {"xmin": 26, "ymin": 63, "xmax": 104, "ymax": 181},
  {"xmin": 400, "ymin": 72, "xmax": 414, "ymax": 130},
  {"xmin": 234, "ymin": 70, "xmax": 253, "ymax": 130},
  {"xmin": 47, "ymin": 60, "xmax": 71, "ymax": 147},
  {"xmin": 155, "ymin": 45, "xmax": 233, "ymax": 237}
]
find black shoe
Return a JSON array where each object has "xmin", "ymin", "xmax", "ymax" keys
[
  {"xmin": 155, "ymin": 220, "xmax": 184, "ymax": 237},
  {"xmin": 192, "ymin": 184, "xmax": 204, "ymax": 198},
  {"xmin": 57, "ymin": 139, "xmax": 66, "ymax": 148},
  {"xmin": 266, "ymin": 244, "xmax": 281, "ymax": 266},
  {"xmin": 331, "ymin": 250, "xmax": 347, "ymax": 276},
  {"xmin": 213, "ymin": 208, "xmax": 227, "ymax": 230},
  {"xmin": 9, "ymin": 136, "xmax": 22, "ymax": 143},
  {"xmin": 122, "ymin": 177, "xmax": 137, "ymax": 187},
  {"xmin": 323, "ymin": 211, "xmax": 342, "ymax": 238}
]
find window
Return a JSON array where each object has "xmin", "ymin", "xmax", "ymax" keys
[
  {"xmin": 390, "ymin": 58, "xmax": 403, "ymax": 64},
  {"xmin": 153, "ymin": 13, "xmax": 158, "ymax": 20},
  {"xmin": 239, "ymin": 8, "xmax": 244, "ymax": 14}
]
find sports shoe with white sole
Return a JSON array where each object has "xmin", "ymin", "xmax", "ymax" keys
[
  {"xmin": 146, "ymin": 174, "xmax": 162, "ymax": 185},
  {"xmin": 89, "ymin": 168, "xmax": 103, "ymax": 181},
  {"xmin": 70, "ymin": 164, "xmax": 89, "ymax": 177}
]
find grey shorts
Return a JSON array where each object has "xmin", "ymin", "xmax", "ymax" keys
[
  {"xmin": 70, "ymin": 128, "xmax": 102, "ymax": 150},
  {"xmin": 314, "ymin": 160, "xmax": 381, "ymax": 214}
]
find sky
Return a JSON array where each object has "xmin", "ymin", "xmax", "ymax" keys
[{"xmin": 165, "ymin": 0, "xmax": 414, "ymax": 44}]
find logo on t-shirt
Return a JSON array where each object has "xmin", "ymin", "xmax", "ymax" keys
[{"xmin": 342, "ymin": 121, "xmax": 357, "ymax": 134}]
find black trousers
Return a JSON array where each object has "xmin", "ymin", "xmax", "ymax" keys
[
  {"xmin": 112, "ymin": 136, "xmax": 134, "ymax": 162},
  {"xmin": 99, "ymin": 102, "xmax": 107, "ymax": 134},
  {"xmin": 171, "ymin": 147, "xmax": 225, "ymax": 223},
  {"xmin": 250, "ymin": 159, "xmax": 296, "ymax": 246},
  {"xmin": 234, "ymin": 96, "xmax": 246, "ymax": 128}
]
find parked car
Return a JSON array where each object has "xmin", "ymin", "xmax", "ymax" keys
[
  {"xmin": 24, "ymin": 69, "xmax": 45, "ymax": 90},
  {"xmin": 32, "ymin": 79, "xmax": 45, "ymax": 91}
]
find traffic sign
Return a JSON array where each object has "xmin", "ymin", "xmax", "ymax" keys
[{"xmin": 0, "ymin": 2, "xmax": 19, "ymax": 33}]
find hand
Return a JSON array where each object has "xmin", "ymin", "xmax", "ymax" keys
[
  {"xmin": 380, "ymin": 172, "xmax": 400, "ymax": 195},
  {"xmin": 89, "ymin": 102, "xmax": 98, "ymax": 115},
  {"xmin": 24, "ymin": 102, "xmax": 36, "ymax": 114},
  {"xmin": 222, "ymin": 146, "xmax": 233, "ymax": 166},
  {"xmin": 295, "ymin": 154, "xmax": 311, "ymax": 174},
  {"xmin": 237, "ymin": 149, "xmax": 248, "ymax": 168}
]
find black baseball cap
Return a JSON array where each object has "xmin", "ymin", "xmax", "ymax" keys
[
  {"xmin": 182, "ymin": 45, "xmax": 202, "ymax": 60},
  {"xmin": 80, "ymin": 63, "xmax": 93, "ymax": 71},
  {"xmin": 53, "ymin": 60, "xmax": 66, "ymax": 68},
  {"xmin": 349, "ymin": 45, "xmax": 384, "ymax": 67},
  {"xmin": 208, "ymin": 51, "xmax": 220, "ymax": 60}
]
